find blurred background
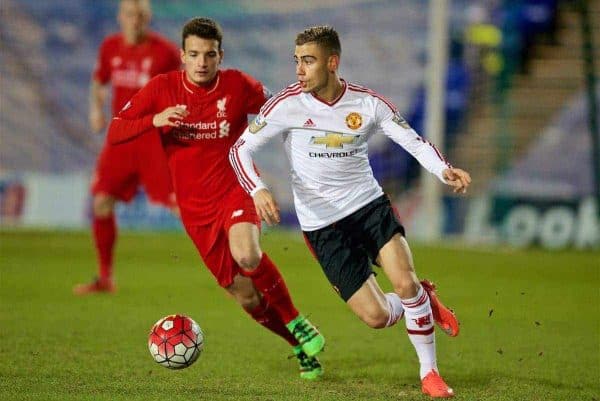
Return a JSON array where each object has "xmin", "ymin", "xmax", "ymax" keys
[{"xmin": 1, "ymin": 0, "xmax": 598, "ymax": 250}]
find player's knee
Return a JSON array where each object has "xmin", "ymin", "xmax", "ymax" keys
[
  {"xmin": 93, "ymin": 194, "xmax": 115, "ymax": 217},
  {"xmin": 360, "ymin": 309, "xmax": 389, "ymax": 329},
  {"xmin": 393, "ymin": 280, "xmax": 420, "ymax": 299},
  {"xmin": 232, "ymin": 248, "xmax": 261, "ymax": 269}
]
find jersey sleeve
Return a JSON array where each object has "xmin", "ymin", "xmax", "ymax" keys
[
  {"xmin": 107, "ymin": 76, "xmax": 162, "ymax": 144},
  {"xmin": 240, "ymin": 71, "xmax": 271, "ymax": 115},
  {"xmin": 229, "ymin": 101, "xmax": 288, "ymax": 196},
  {"xmin": 375, "ymin": 98, "xmax": 451, "ymax": 183},
  {"xmin": 92, "ymin": 39, "xmax": 111, "ymax": 84}
]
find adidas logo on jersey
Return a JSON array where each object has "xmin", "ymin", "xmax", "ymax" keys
[{"xmin": 303, "ymin": 118, "xmax": 316, "ymax": 128}]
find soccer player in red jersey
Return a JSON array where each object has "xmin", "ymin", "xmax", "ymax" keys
[
  {"xmin": 106, "ymin": 17, "xmax": 325, "ymax": 379},
  {"xmin": 73, "ymin": 0, "xmax": 181, "ymax": 295}
]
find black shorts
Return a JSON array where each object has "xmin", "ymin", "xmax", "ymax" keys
[{"xmin": 303, "ymin": 195, "xmax": 405, "ymax": 301}]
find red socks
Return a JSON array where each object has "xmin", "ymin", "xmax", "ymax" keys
[
  {"xmin": 240, "ymin": 254, "xmax": 299, "ymax": 324},
  {"xmin": 92, "ymin": 214, "xmax": 116, "ymax": 280},
  {"xmin": 245, "ymin": 298, "xmax": 299, "ymax": 346}
]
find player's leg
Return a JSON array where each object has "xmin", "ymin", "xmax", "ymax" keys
[
  {"xmin": 345, "ymin": 275, "xmax": 404, "ymax": 328},
  {"xmin": 229, "ymin": 222, "xmax": 298, "ymax": 322},
  {"xmin": 368, "ymin": 196, "xmax": 459, "ymax": 336},
  {"xmin": 303, "ymin": 226, "xmax": 404, "ymax": 329},
  {"xmin": 225, "ymin": 272, "xmax": 298, "ymax": 346},
  {"xmin": 92, "ymin": 192, "xmax": 117, "ymax": 284},
  {"xmin": 225, "ymin": 188, "xmax": 325, "ymax": 357},
  {"xmin": 74, "ymin": 143, "xmax": 138, "ymax": 295},
  {"xmin": 185, "ymin": 220, "xmax": 322, "ymax": 379},
  {"xmin": 228, "ymin": 221, "xmax": 325, "ymax": 358},
  {"xmin": 74, "ymin": 192, "xmax": 118, "ymax": 294},
  {"xmin": 377, "ymin": 234, "xmax": 453, "ymax": 398},
  {"xmin": 356, "ymin": 195, "xmax": 454, "ymax": 397},
  {"xmin": 224, "ymin": 273, "xmax": 322, "ymax": 380}
]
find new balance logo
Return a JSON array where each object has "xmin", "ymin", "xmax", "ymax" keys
[
  {"xmin": 412, "ymin": 314, "xmax": 432, "ymax": 328},
  {"xmin": 231, "ymin": 209, "xmax": 244, "ymax": 218},
  {"xmin": 303, "ymin": 118, "xmax": 316, "ymax": 128}
]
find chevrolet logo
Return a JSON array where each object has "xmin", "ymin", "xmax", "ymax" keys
[{"xmin": 310, "ymin": 133, "xmax": 359, "ymax": 148}]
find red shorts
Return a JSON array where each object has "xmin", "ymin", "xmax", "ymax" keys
[
  {"xmin": 91, "ymin": 131, "xmax": 175, "ymax": 207},
  {"xmin": 183, "ymin": 187, "xmax": 260, "ymax": 288}
]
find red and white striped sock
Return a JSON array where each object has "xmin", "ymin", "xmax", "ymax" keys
[{"xmin": 401, "ymin": 285, "xmax": 438, "ymax": 379}]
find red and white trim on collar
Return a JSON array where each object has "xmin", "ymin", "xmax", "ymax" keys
[
  {"xmin": 181, "ymin": 70, "xmax": 220, "ymax": 95},
  {"xmin": 310, "ymin": 79, "xmax": 347, "ymax": 107}
]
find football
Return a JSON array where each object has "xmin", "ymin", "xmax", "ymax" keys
[{"xmin": 148, "ymin": 314, "xmax": 204, "ymax": 369}]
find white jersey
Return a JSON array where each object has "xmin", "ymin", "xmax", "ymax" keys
[{"xmin": 230, "ymin": 80, "xmax": 451, "ymax": 231}]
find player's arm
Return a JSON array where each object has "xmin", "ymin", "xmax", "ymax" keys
[
  {"xmin": 377, "ymin": 100, "xmax": 471, "ymax": 193},
  {"xmin": 107, "ymin": 78, "xmax": 188, "ymax": 144},
  {"xmin": 89, "ymin": 79, "xmax": 109, "ymax": 133},
  {"xmin": 90, "ymin": 40, "xmax": 111, "ymax": 134},
  {"xmin": 229, "ymin": 111, "xmax": 286, "ymax": 225}
]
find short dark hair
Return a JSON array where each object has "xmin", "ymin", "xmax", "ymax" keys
[
  {"xmin": 295, "ymin": 26, "xmax": 341, "ymax": 56},
  {"xmin": 181, "ymin": 17, "xmax": 223, "ymax": 50}
]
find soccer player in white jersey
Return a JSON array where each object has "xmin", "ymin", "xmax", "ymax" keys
[{"xmin": 230, "ymin": 26, "xmax": 471, "ymax": 398}]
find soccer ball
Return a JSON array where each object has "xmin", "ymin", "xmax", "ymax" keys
[{"xmin": 148, "ymin": 314, "xmax": 204, "ymax": 369}]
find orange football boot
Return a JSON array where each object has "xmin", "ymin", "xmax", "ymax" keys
[
  {"xmin": 421, "ymin": 370, "xmax": 454, "ymax": 398},
  {"xmin": 420, "ymin": 280, "xmax": 459, "ymax": 337}
]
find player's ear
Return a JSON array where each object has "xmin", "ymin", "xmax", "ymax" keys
[
  {"xmin": 219, "ymin": 49, "xmax": 224, "ymax": 65},
  {"xmin": 328, "ymin": 54, "xmax": 339, "ymax": 73},
  {"xmin": 180, "ymin": 48, "xmax": 185, "ymax": 64}
]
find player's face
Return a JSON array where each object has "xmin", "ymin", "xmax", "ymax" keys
[
  {"xmin": 294, "ymin": 43, "xmax": 335, "ymax": 94},
  {"xmin": 181, "ymin": 36, "xmax": 223, "ymax": 86},
  {"xmin": 118, "ymin": 0, "xmax": 150, "ymax": 42}
]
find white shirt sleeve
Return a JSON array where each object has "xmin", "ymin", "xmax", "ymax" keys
[
  {"xmin": 229, "ymin": 107, "xmax": 288, "ymax": 196},
  {"xmin": 375, "ymin": 98, "xmax": 451, "ymax": 183}
]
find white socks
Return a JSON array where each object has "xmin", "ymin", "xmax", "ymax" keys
[
  {"xmin": 401, "ymin": 285, "xmax": 438, "ymax": 379},
  {"xmin": 384, "ymin": 292, "xmax": 405, "ymax": 327}
]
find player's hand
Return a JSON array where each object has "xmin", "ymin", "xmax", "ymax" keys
[
  {"xmin": 153, "ymin": 106, "xmax": 189, "ymax": 128},
  {"xmin": 443, "ymin": 168, "xmax": 471, "ymax": 194},
  {"xmin": 89, "ymin": 107, "xmax": 106, "ymax": 133},
  {"xmin": 253, "ymin": 189, "xmax": 280, "ymax": 226}
]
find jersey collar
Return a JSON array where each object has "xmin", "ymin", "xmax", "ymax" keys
[
  {"xmin": 310, "ymin": 79, "xmax": 347, "ymax": 107},
  {"xmin": 181, "ymin": 70, "xmax": 220, "ymax": 95}
]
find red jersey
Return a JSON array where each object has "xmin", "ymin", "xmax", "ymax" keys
[
  {"xmin": 93, "ymin": 31, "xmax": 180, "ymax": 115},
  {"xmin": 107, "ymin": 69, "xmax": 269, "ymax": 225}
]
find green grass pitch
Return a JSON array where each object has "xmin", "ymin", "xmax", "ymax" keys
[{"xmin": 1, "ymin": 229, "xmax": 598, "ymax": 401}]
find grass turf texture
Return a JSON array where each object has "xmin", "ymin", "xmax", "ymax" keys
[{"xmin": 0, "ymin": 230, "xmax": 598, "ymax": 401}]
